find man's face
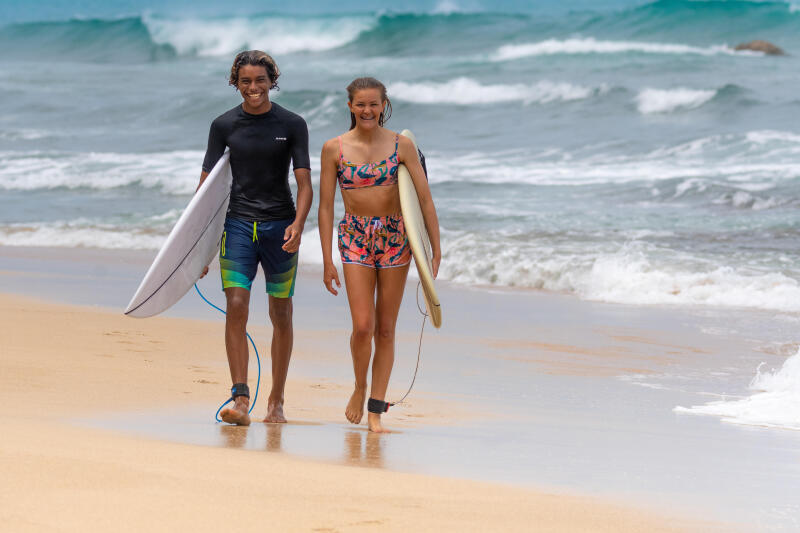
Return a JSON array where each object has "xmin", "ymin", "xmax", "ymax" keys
[{"xmin": 237, "ymin": 64, "xmax": 270, "ymax": 110}]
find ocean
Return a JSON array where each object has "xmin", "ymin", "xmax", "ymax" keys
[{"xmin": 2, "ymin": 0, "xmax": 800, "ymax": 313}]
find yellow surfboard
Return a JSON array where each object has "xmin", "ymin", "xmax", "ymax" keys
[{"xmin": 398, "ymin": 130, "xmax": 442, "ymax": 328}]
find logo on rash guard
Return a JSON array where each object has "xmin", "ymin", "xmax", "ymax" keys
[{"xmin": 275, "ymin": 137, "xmax": 287, "ymax": 141}]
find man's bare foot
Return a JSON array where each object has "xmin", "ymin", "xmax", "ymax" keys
[
  {"xmin": 367, "ymin": 412, "xmax": 391, "ymax": 433},
  {"xmin": 264, "ymin": 397, "xmax": 287, "ymax": 423},
  {"xmin": 345, "ymin": 385, "xmax": 367, "ymax": 424},
  {"xmin": 220, "ymin": 397, "xmax": 251, "ymax": 426}
]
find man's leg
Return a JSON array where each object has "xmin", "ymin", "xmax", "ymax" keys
[
  {"xmin": 219, "ymin": 287, "xmax": 252, "ymax": 425},
  {"xmin": 260, "ymin": 218, "xmax": 300, "ymax": 423},
  {"xmin": 264, "ymin": 295, "xmax": 292, "ymax": 423},
  {"xmin": 218, "ymin": 217, "xmax": 258, "ymax": 426}
]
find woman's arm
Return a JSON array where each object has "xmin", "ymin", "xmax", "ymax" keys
[
  {"xmin": 318, "ymin": 139, "xmax": 342, "ymax": 295},
  {"xmin": 398, "ymin": 135, "xmax": 442, "ymax": 278}
]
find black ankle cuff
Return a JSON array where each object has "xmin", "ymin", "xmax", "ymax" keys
[
  {"xmin": 231, "ymin": 383, "xmax": 250, "ymax": 399},
  {"xmin": 367, "ymin": 398, "xmax": 390, "ymax": 414}
]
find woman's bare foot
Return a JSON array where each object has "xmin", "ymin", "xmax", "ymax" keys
[
  {"xmin": 220, "ymin": 397, "xmax": 251, "ymax": 426},
  {"xmin": 264, "ymin": 396, "xmax": 287, "ymax": 423},
  {"xmin": 367, "ymin": 412, "xmax": 391, "ymax": 433},
  {"xmin": 345, "ymin": 385, "xmax": 367, "ymax": 424}
]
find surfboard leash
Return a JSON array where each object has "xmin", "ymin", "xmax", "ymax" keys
[
  {"xmin": 384, "ymin": 280, "xmax": 428, "ymax": 410},
  {"xmin": 193, "ymin": 283, "xmax": 261, "ymax": 422}
]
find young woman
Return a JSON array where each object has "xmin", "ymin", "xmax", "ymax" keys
[{"xmin": 318, "ymin": 77, "xmax": 441, "ymax": 433}]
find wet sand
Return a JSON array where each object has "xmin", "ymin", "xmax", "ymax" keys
[
  {"xmin": 0, "ymin": 290, "xmax": 711, "ymax": 533},
  {"xmin": 4, "ymin": 245, "xmax": 800, "ymax": 530}
]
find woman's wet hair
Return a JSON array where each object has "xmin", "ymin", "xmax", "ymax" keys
[
  {"xmin": 346, "ymin": 77, "xmax": 392, "ymax": 130},
  {"xmin": 229, "ymin": 50, "xmax": 280, "ymax": 91}
]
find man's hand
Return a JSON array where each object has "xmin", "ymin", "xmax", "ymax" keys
[
  {"xmin": 282, "ymin": 221, "xmax": 303, "ymax": 253},
  {"xmin": 199, "ymin": 266, "xmax": 209, "ymax": 279}
]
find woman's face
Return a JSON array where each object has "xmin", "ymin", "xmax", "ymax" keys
[
  {"xmin": 237, "ymin": 64, "xmax": 270, "ymax": 110},
  {"xmin": 348, "ymin": 88, "xmax": 385, "ymax": 130}
]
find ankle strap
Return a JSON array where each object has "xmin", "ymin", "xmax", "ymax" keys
[
  {"xmin": 367, "ymin": 398, "xmax": 390, "ymax": 413},
  {"xmin": 231, "ymin": 383, "xmax": 250, "ymax": 399}
]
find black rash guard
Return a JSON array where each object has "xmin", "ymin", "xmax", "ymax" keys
[{"xmin": 202, "ymin": 103, "xmax": 311, "ymax": 221}]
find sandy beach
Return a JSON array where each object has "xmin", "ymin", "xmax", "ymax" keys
[{"xmin": 0, "ymin": 245, "xmax": 730, "ymax": 532}]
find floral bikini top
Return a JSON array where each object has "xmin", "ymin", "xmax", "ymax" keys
[{"xmin": 337, "ymin": 134, "xmax": 400, "ymax": 190}]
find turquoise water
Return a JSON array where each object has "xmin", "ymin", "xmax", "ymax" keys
[{"xmin": 2, "ymin": 0, "xmax": 800, "ymax": 312}]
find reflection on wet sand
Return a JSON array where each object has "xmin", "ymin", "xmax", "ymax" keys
[
  {"xmin": 265, "ymin": 422, "xmax": 284, "ymax": 452},
  {"xmin": 219, "ymin": 424, "xmax": 248, "ymax": 449},
  {"xmin": 217, "ymin": 421, "xmax": 320, "ymax": 453},
  {"xmin": 344, "ymin": 430, "xmax": 385, "ymax": 469},
  {"xmin": 218, "ymin": 422, "xmax": 286, "ymax": 452}
]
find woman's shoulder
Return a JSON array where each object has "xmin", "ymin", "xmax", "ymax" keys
[
  {"xmin": 395, "ymin": 132, "xmax": 416, "ymax": 151},
  {"xmin": 321, "ymin": 136, "xmax": 342, "ymax": 158},
  {"xmin": 322, "ymin": 134, "xmax": 344, "ymax": 147}
]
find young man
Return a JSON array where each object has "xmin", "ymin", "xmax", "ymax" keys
[{"xmin": 199, "ymin": 50, "xmax": 312, "ymax": 426}]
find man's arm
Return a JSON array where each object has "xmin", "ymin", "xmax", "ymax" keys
[
  {"xmin": 282, "ymin": 168, "xmax": 312, "ymax": 253},
  {"xmin": 196, "ymin": 170, "xmax": 209, "ymax": 192},
  {"xmin": 282, "ymin": 115, "xmax": 312, "ymax": 253}
]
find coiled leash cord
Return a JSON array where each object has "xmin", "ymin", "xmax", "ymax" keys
[{"xmin": 193, "ymin": 283, "xmax": 261, "ymax": 422}]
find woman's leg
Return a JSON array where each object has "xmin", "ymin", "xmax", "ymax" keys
[
  {"xmin": 342, "ymin": 263, "xmax": 377, "ymax": 424},
  {"xmin": 368, "ymin": 264, "xmax": 410, "ymax": 432}
]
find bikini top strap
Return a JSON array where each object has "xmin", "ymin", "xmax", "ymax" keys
[
  {"xmin": 394, "ymin": 134, "xmax": 399, "ymax": 155},
  {"xmin": 337, "ymin": 136, "xmax": 344, "ymax": 161}
]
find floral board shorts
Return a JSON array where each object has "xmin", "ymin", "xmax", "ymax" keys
[{"xmin": 337, "ymin": 213, "xmax": 411, "ymax": 269}]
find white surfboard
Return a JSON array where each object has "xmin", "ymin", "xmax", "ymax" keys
[
  {"xmin": 398, "ymin": 130, "xmax": 442, "ymax": 328},
  {"xmin": 125, "ymin": 151, "xmax": 232, "ymax": 318}
]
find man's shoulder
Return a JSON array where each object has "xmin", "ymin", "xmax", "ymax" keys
[
  {"xmin": 271, "ymin": 102, "xmax": 307, "ymax": 127},
  {"xmin": 210, "ymin": 105, "xmax": 242, "ymax": 128}
]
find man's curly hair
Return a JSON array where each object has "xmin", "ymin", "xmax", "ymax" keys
[{"xmin": 229, "ymin": 50, "xmax": 280, "ymax": 91}]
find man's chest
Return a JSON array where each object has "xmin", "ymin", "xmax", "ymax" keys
[{"xmin": 229, "ymin": 122, "xmax": 291, "ymax": 161}]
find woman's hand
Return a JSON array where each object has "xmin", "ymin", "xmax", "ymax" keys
[
  {"xmin": 323, "ymin": 262, "xmax": 341, "ymax": 295},
  {"xmin": 432, "ymin": 250, "xmax": 441, "ymax": 279}
]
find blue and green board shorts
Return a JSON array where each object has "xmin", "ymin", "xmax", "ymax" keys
[{"xmin": 219, "ymin": 217, "xmax": 298, "ymax": 298}]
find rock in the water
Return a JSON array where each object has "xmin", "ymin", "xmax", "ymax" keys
[{"xmin": 734, "ymin": 40, "xmax": 785, "ymax": 55}]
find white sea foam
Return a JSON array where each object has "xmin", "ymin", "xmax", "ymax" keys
[
  {"xmin": 675, "ymin": 349, "xmax": 800, "ymax": 430},
  {"xmin": 0, "ymin": 129, "xmax": 51, "ymax": 141},
  {"xmin": 387, "ymin": 77, "xmax": 604, "ymax": 105},
  {"xmin": 302, "ymin": 94, "xmax": 341, "ymax": 129},
  {"xmin": 427, "ymin": 129, "xmax": 800, "ymax": 188},
  {"xmin": 143, "ymin": 15, "xmax": 375, "ymax": 56},
  {"xmin": 0, "ymin": 150, "xmax": 201, "ymax": 194},
  {"xmin": 577, "ymin": 249, "xmax": 800, "ymax": 312},
  {"xmin": 0, "ymin": 222, "xmax": 166, "ymax": 250},
  {"xmin": 436, "ymin": 236, "xmax": 800, "ymax": 313},
  {"xmin": 635, "ymin": 88, "xmax": 717, "ymax": 114},
  {"xmin": 429, "ymin": 151, "xmax": 800, "ymax": 188},
  {"xmin": 712, "ymin": 191, "xmax": 786, "ymax": 210},
  {"xmin": 491, "ymin": 38, "xmax": 737, "ymax": 61},
  {"xmin": 4, "ymin": 218, "xmax": 799, "ymax": 313},
  {"xmin": 432, "ymin": 0, "xmax": 465, "ymax": 14},
  {"xmin": 745, "ymin": 129, "xmax": 800, "ymax": 145}
]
